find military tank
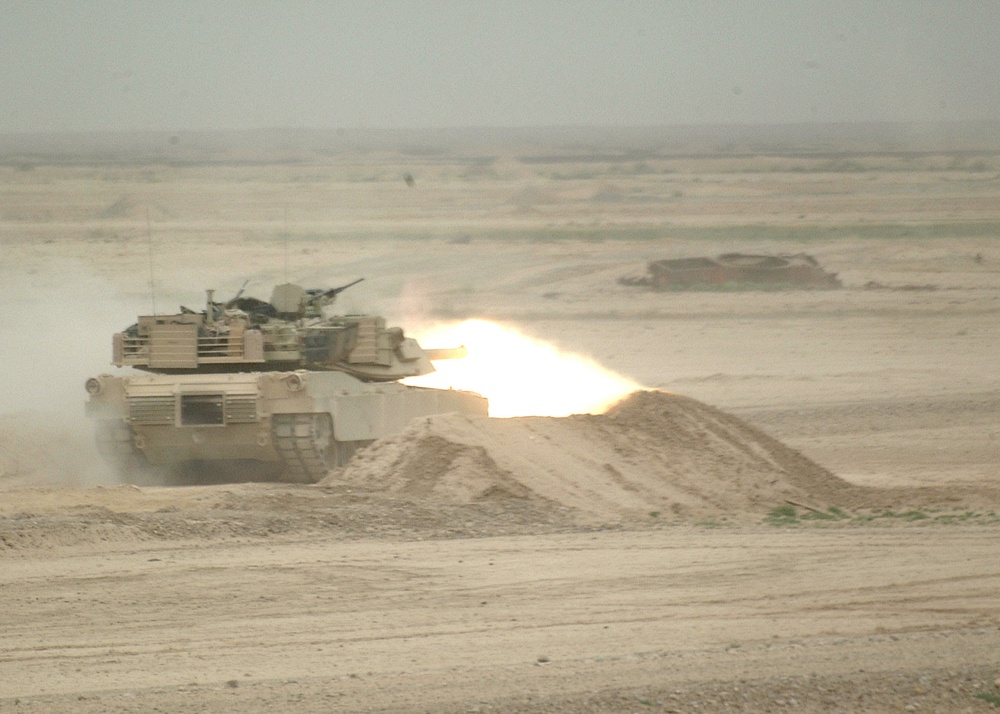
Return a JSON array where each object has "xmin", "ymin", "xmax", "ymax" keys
[{"xmin": 85, "ymin": 279, "xmax": 487, "ymax": 484}]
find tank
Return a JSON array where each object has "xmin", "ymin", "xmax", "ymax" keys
[{"xmin": 86, "ymin": 280, "xmax": 487, "ymax": 483}]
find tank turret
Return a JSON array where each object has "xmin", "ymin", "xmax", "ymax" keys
[{"xmin": 113, "ymin": 279, "xmax": 451, "ymax": 381}]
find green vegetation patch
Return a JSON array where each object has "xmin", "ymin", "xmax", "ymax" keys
[
  {"xmin": 765, "ymin": 504, "xmax": 799, "ymax": 526},
  {"xmin": 976, "ymin": 692, "xmax": 1000, "ymax": 708},
  {"xmin": 769, "ymin": 506, "xmax": 1000, "ymax": 527}
]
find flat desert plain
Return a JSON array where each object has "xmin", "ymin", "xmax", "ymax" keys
[{"xmin": 1, "ymin": 128, "xmax": 999, "ymax": 712}]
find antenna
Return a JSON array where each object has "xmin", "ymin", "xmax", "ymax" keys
[
  {"xmin": 146, "ymin": 207, "xmax": 157, "ymax": 314},
  {"xmin": 283, "ymin": 204, "xmax": 289, "ymax": 282}
]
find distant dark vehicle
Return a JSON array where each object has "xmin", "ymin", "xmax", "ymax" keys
[{"xmin": 621, "ymin": 253, "xmax": 840, "ymax": 290}]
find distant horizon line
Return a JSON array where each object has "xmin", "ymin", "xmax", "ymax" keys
[{"xmin": 3, "ymin": 119, "xmax": 1000, "ymax": 138}]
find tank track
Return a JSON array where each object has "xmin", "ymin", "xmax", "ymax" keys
[{"xmin": 271, "ymin": 413, "xmax": 335, "ymax": 483}]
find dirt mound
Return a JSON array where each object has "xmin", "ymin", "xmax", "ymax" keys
[{"xmin": 329, "ymin": 390, "xmax": 857, "ymax": 520}]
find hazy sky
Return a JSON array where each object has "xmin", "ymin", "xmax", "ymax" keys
[{"xmin": 2, "ymin": 1, "xmax": 999, "ymax": 133}]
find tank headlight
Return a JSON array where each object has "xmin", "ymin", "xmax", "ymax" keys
[
  {"xmin": 285, "ymin": 373, "xmax": 304, "ymax": 392},
  {"xmin": 85, "ymin": 377, "xmax": 102, "ymax": 395}
]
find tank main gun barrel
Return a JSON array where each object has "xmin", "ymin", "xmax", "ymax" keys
[{"xmin": 424, "ymin": 345, "xmax": 468, "ymax": 361}]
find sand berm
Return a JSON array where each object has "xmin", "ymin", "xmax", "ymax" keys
[{"xmin": 329, "ymin": 389, "xmax": 989, "ymax": 521}]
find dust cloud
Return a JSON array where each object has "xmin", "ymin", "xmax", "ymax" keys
[{"xmin": 0, "ymin": 261, "xmax": 141, "ymax": 486}]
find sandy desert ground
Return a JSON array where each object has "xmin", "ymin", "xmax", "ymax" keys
[{"xmin": 1, "ymin": 128, "xmax": 999, "ymax": 711}]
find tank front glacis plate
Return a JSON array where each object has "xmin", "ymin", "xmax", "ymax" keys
[{"xmin": 138, "ymin": 422, "xmax": 278, "ymax": 464}]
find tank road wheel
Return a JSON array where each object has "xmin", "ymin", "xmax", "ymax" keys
[{"xmin": 272, "ymin": 413, "xmax": 338, "ymax": 484}]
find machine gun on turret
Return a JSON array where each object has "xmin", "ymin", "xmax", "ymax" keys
[
  {"xmin": 270, "ymin": 278, "xmax": 364, "ymax": 320},
  {"xmin": 305, "ymin": 278, "xmax": 364, "ymax": 308}
]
